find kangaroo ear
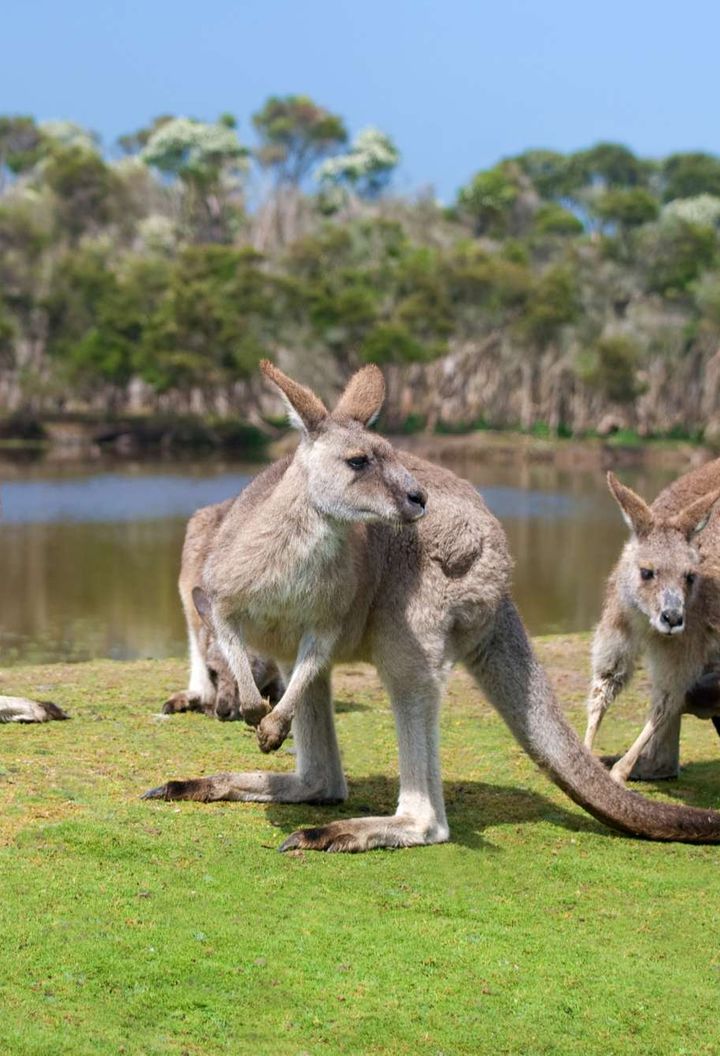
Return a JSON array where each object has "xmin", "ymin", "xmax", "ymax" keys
[
  {"xmin": 670, "ymin": 488, "xmax": 720, "ymax": 540},
  {"xmin": 607, "ymin": 472, "xmax": 654, "ymax": 538},
  {"xmin": 332, "ymin": 365, "xmax": 385, "ymax": 427},
  {"xmin": 260, "ymin": 360, "xmax": 328, "ymax": 435}
]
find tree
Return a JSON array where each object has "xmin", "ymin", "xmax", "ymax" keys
[
  {"xmin": 533, "ymin": 202, "xmax": 584, "ymax": 236},
  {"xmin": 509, "ymin": 149, "xmax": 578, "ymax": 199},
  {"xmin": 569, "ymin": 142, "xmax": 648, "ymax": 189},
  {"xmin": 0, "ymin": 116, "xmax": 43, "ymax": 188},
  {"xmin": 643, "ymin": 219, "xmax": 718, "ymax": 296},
  {"xmin": 116, "ymin": 114, "xmax": 175, "ymax": 155},
  {"xmin": 138, "ymin": 246, "xmax": 278, "ymax": 395},
  {"xmin": 43, "ymin": 146, "xmax": 121, "ymax": 242},
  {"xmin": 515, "ymin": 265, "xmax": 580, "ymax": 347},
  {"xmin": 317, "ymin": 127, "xmax": 399, "ymax": 199},
  {"xmin": 252, "ymin": 95, "xmax": 347, "ymax": 187},
  {"xmin": 662, "ymin": 194, "xmax": 720, "ymax": 228},
  {"xmin": 40, "ymin": 121, "xmax": 99, "ymax": 153},
  {"xmin": 141, "ymin": 117, "xmax": 247, "ymax": 242},
  {"xmin": 662, "ymin": 153, "xmax": 720, "ymax": 201},
  {"xmin": 457, "ymin": 165, "xmax": 521, "ymax": 236},
  {"xmin": 593, "ymin": 188, "xmax": 659, "ymax": 230}
]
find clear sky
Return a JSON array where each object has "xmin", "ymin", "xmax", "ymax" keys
[{"xmin": 1, "ymin": 0, "xmax": 719, "ymax": 200}]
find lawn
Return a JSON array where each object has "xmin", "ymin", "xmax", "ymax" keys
[{"xmin": 1, "ymin": 635, "xmax": 719, "ymax": 1056}]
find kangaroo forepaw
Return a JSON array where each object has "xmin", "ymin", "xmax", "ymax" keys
[
  {"xmin": 162, "ymin": 691, "xmax": 204, "ymax": 715},
  {"xmin": 240, "ymin": 698, "xmax": 272, "ymax": 727},
  {"xmin": 256, "ymin": 712, "xmax": 292, "ymax": 753}
]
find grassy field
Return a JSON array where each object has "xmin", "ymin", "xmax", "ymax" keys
[{"xmin": 1, "ymin": 635, "xmax": 719, "ymax": 1056}]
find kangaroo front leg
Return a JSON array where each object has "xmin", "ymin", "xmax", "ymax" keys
[
  {"xmin": 585, "ymin": 617, "xmax": 637, "ymax": 751},
  {"xmin": 610, "ymin": 692, "xmax": 679, "ymax": 784},
  {"xmin": 214, "ymin": 614, "xmax": 270, "ymax": 726},
  {"xmin": 256, "ymin": 632, "xmax": 335, "ymax": 753},
  {"xmin": 280, "ymin": 678, "xmax": 449, "ymax": 853},
  {"xmin": 142, "ymin": 674, "xmax": 347, "ymax": 805}
]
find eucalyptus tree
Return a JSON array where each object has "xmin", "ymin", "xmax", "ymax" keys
[
  {"xmin": 316, "ymin": 127, "xmax": 400, "ymax": 202},
  {"xmin": 141, "ymin": 115, "xmax": 247, "ymax": 242}
]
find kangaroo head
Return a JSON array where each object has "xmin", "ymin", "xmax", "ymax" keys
[
  {"xmin": 260, "ymin": 361, "xmax": 427, "ymax": 525},
  {"xmin": 607, "ymin": 471, "xmax": 720, "ymax": 636}
]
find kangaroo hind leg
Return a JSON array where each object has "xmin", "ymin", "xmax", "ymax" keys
[
  {"xmin": 280, "ymin": 663, "xmax": 449, "ymax": 853},
  {"xmin": 144, "ymin": 673, "xmax": 347, "ymax": 805}
]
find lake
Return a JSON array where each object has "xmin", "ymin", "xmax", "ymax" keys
[{"xmin": 0, "ymin": 448, "xmax": 679, "ymax": 666}]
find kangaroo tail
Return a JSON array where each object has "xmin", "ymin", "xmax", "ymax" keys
[{"xmin": 466, "ymin": 596, "xmax": 720, "ymax": 843}]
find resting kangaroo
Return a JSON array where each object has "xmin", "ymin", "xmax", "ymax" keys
[
  {"xmin": 585, "ymin": 465, "xmax": 720, "ymax": 782},
  {"xmin": 144, "ymin": 362, "xmax": 720, "ymax": 849},
  {"xmin": 163, "ymin": 499, "xmax": 284, "ymax": 720},
  {"xmin": 0, "ymin": 697, "xmax": 69, "ymax": 723}
]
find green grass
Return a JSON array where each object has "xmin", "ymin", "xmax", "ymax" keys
[{"xmin": 1, "ymin": 637, "xmax": 720, "ymax": 1055}]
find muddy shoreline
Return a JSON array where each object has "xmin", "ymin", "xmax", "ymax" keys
[{"xmin": 0, "ymin": 413, "xmax": 715, "ymax": 473}]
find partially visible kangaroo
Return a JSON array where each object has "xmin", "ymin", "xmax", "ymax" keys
[
  {"xmin": 0, "ymin": 697, "xmax": 69, "ymax": 723},
  {"xmin": 144, "ymin": 361, "xmax": 720, "ymax": 849},
  {"xmin": 163, "ymin": 499, "xmax": 284, "ymax": 720},
  {"xmin": 585, "ymin": 465, "xmax": 720, "ymax": 782}
]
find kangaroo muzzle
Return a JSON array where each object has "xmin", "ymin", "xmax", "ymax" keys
[
  {"xmin": 398, "ymin": 474, "xmax": 427, "ymax": 522},
  {"xmin": 657, "ymin": 590, "xmax": 685, "ymax": 635}
]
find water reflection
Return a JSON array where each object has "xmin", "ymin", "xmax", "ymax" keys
[{"xmin": 0, "ymin": 451, "xmax": 679, "ymax": 664}]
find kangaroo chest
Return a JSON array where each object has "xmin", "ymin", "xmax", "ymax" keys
[{"xmin": 230, "ymin": 526, "xmax": 361, "ymax": 661}]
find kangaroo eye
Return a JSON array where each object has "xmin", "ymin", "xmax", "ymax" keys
[
  {"xmin": 346, "ymin": 455, "xmax": 370, "ymax": 470},
  {"xmin": 686, "ymin": 572, "xmax": 696, "ymax": 586},
  {"xmin": 640, "ymin": 568, "xmax": 655, "ymax": 581}
]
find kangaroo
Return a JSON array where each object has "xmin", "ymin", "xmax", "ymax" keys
[
  {"xmin": 0, "ymin": 697, "xmax": 69, "ymax": 722},
  {"xmin": 144, "ymin": 361, "xmax": 720, "ymax": 849},
  {"xmin": 163, "ymin": 499, "xmax": 284, "ymax": 721},
  {"xmin": 585, "ymin": 465, "xmax": 720, "ymax": 782}
]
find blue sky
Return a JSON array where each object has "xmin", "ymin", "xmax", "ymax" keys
[{"xmin": 2, "ymin": 0, "xmax": 719, "ymax": 200}]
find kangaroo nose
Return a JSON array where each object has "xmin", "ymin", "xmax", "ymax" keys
[
  {"xmin": 215, "ymin": 698, "xmax": 236, "ymax": 720},
  {"xmin": 407, "ymin": 487, "xmax": 427, "ymax": 510},
  {"xmin": 661, "ymin": 608, "xmax": 684, "ymax": 629}
]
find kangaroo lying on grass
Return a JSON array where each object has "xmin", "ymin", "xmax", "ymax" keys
[
  {"xmin": 163, "ymin": 501, "xmax": 283, "ymax": 721},
  {"xmin": 144, "ymin": 362, "xmax": 720, "ymax": 849},
  {"xmin": 585, "ymin": 464, "xmax": 720, "ymax": 782},
  {"xmin": 0, "ymin": 697, "xmax": 69, "ymax": 723}
]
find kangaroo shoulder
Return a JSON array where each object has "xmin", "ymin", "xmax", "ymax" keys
[{"xmin": 398, "ymin": 451, "xmax": 510, "ymax": 579}]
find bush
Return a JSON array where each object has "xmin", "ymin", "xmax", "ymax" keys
[
  {"xmin": 644, "ymin": 221, "xmax": 718, "ymax": 296},
  {"xmin": 578, "ymin": 334, "xmax": 642, "ymax": 403}
]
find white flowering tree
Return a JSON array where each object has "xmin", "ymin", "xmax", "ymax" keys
[
  {"xmin": 141, "ymin": 116, "xmax": 247, "ymax": 241},
  {"xmin": 40, "ymin": 120, "xmax": 99, "ymax": 153},
  {"xmin": 661, "ymin": 194, "xmax": 720, "ymax": 228},
  {"xmin": 317, "ymin": 128, "xmax": 400, "ymax": 200}
]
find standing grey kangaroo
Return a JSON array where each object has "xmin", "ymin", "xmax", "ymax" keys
[
  {"xmin": 585, "ymin": 464, "xmax": 720, "ymax": 782},
  {"xmin": 144, "ymin": 362, "xmax": 720, "ymax": 849}
]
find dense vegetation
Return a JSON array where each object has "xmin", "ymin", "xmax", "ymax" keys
[{"xmin": 4, "ymin": 102, "xmax": 720, "ymax": 436}]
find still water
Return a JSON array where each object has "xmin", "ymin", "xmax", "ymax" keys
[{"xmin": 0, "ymin": 450, "xmax": 679, "ymax": 665}]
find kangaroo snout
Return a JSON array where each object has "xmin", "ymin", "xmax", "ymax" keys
[
  {"xmin": 401, "ymin": 480, "xmax": 428, "ymax": 522},
  {"xmin": 660, "ymin": 607, "xmax": 684, "ymax": 633}
]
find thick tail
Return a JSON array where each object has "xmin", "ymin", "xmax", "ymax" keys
[{"xmin": 466, "ymin": 596, "xmax": 720, "ymax": 843}]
